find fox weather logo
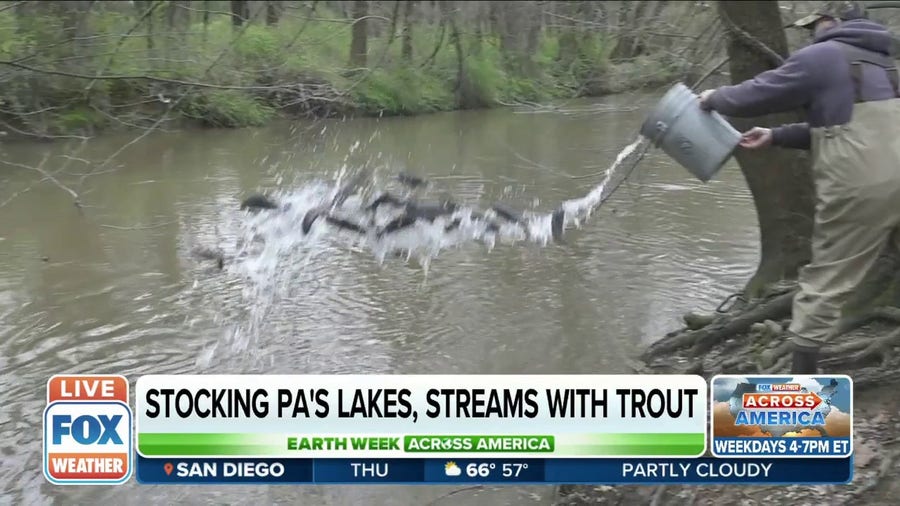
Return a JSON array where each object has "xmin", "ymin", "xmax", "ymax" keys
[{"xmin": 43, "ymin": 375, "xmax": 133, "ymax": 485}]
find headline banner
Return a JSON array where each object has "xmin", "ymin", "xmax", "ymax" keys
[{"xmin": 135, "ymin": 374, "xmax": 708, "ymax": 459}]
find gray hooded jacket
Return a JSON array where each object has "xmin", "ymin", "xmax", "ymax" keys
[{"xmin": 705, "ymin": 19, "xmax": 898, "ymax": 149}]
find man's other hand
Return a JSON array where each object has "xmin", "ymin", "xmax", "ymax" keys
[
  {"xmin": 698, "ymin": 89, "xmax": 716, "ymax": 111},
  {"xmin": 739, "ymin": 127, "xmax": 773, "ymax": 149}
]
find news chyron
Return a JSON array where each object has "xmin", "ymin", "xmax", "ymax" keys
[{"xmin": 42, "ymin": 373, "xmax": 853, "ymax": 486}]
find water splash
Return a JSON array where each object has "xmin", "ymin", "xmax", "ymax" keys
[
  {"xmin": 192, "ymin": 135, "xmax": 652, "ymax": 365},
  {"xmin": 229, "ymin": 136, "xmax": 650, "ymax": 276},
  {"xmin": 558, "ymin": 136, "xmax": 648, "ymax": 229}
]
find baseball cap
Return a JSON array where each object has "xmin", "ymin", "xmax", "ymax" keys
[{"xmin": 791, "ymin": 1, "xmax": 868, "ymax": 29}]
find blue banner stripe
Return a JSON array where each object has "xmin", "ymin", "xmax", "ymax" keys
[{"xmin": 135, "ymin": 456, "xmax": 852, "ymax": 485}]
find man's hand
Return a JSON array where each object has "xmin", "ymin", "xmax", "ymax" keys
[
  {"xmin": 739, "ymin": 127, "xmax": 773, "ymax": 149},
  {"xmin": 698, "ymin": 89, "xmax": 716, "ymax": 111}
]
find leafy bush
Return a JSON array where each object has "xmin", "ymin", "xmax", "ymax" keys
[
  {"xmin": 0, "ymin": 3, "xmax": 682, "ymax": 135},
  {"xmin": 182, "ymin": 90, "xmax": 275, "ymax": 128}
]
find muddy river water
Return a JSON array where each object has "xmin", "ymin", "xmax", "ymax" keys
[{"xmin": 0, "ymin": 91, "xmax": 761, "ymax": 505}]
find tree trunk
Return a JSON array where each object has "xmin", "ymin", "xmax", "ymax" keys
[
  {"xmin": 471, "ymin": 2, "xmax": 483, "ymax": 56},
  {"xmin": 166, "ymin": 1, "xmax": 189, "ymax": 58},
  {"xmin": 144, "ymin": 0, "xmax": 155, "ymax": 55},
  {"xmin": 438, "ymin": 1, "xmax": 470, "ymax": 107},
  {"xmin": 717, "ymin": 1, "xmax": 815, "ymax": 297},
  {"xmin": 266, "ymin": 1, "xmax": 283, "ymax": 26},
  {"xmin": 495, "ymin": 1, "xmax": 539, "ymax": 74},
  {"xmin": 52, "ymin": 1, "xmax": 91, "ymax": 58},
  {"xmin": 592, "ymin": 1, "xmax": 607, "ymax": 30},
  {"xmin": 231, "ymin": 0, "xmax": 249, "ymax": 28},
  {"xmin": 349, "ymin": 0, "xmax": 369, "ymax": 68},
  {"xmin": 523, "ymin": 2, "xmax": 542, "ymax": 77},
  {"xmin": 488, "ymin": 0, "xmax": 502, "ymax": 37},
  {"xmin": 608, "ymin": 1, "xmax": 634, "ymax": 61},
  {"xmin": 634, "ymin": 0, "xmax": 668, "ymax": 56},
  {"xmin": 556, "ymin": 1, "xmax": 579, "ymax": 66},
  {"xmin": 386, "ymin": 1, "xmax": 401, "ymax": 46},
  {"xmin": 610, "ymin": 0, "xmax": 649, "ymax": 61},
  {"xmin": 497, "ymin": 0, "xmax": 521, "ymax": 57},
  {"xmin": 401, "ymin": 1, "xmax": 414, "ymax": 61},
  {"xmin": 203, "ymin": 0, "xmax": 211, "ymax": 44}
]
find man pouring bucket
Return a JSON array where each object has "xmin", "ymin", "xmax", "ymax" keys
[{"xmin": 698, "ymin": 1, "xmax": 900, "ymax": 374}]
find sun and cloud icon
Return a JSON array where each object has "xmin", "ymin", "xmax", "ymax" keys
[{"xmin": 444, "ymin": 461, "xmax": 462, "ymax": 476}]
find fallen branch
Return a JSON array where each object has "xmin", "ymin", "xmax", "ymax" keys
[
  {"xmin": 0, "ymin": 118, "xmax": 89, "ymax": 141},
  {"xmin": 3, "ymin": 155, "xmax": 82, "ymax": 208},
  {"xmin": 99, "ymin": 220, "xmax": 175, "ymax": 231},
  {"xmin": 0, "ymin": 184, "xmax": 34, "ymax": 209},
  {"xmin": 0, "ymin": 60, "xmax": 346, "ymax": 95}
]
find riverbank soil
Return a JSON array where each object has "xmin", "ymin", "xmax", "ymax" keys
[{"xmin": 555, "ymin": 286, "xmax": 900, "ymax": 505}]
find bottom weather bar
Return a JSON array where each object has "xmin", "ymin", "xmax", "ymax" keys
[{"xmin": 136, "ymin": 456, "xmax": 853, "ymax": 485}]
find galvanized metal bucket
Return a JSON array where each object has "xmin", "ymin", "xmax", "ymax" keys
[{"xmin": 640, "ymin": 83, "xmax": 742, "ymax": 182}]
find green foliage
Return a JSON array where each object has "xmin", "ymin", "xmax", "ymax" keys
[
  {"xmin": 182, "ymin": 90, "xmax": 275, "ymax": 128},
  {"xmin": 460, "ymin": 54, "xmax": 506, "ymax": 108},
  {"xmin": 233, "ymin": 24, "xmax": 281, "ymax": 69},
  {"xmin": 0, "ymin": 3, "xmax": 684, "ymax": 136},
  {"xmin": 352, "ymin": 67, "xmax": 454, "ymax": 115},
  {"xmin": 0, "ymin": 11, "xmax": 26, "ymax": 57},
  {"xmin": 55, "ymin": 106, "xmax": 106, "ymax": 134}
]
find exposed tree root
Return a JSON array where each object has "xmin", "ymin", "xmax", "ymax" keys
[
  {"xmin": 689, "ymin": 291, "xmax": 795, "ymax": 357},
  {"xmin": 823, "ymin": 337, "xmax": 881, "ymax": 356},
  {"xmin": 854, "ymin": 366, "xmax": 900, "ymax": 389},
  {"xmin": 640, "ymin": 289, "xmax": 795, "ymax": 361},
  {"xmin": 848, "ymin": 447, "xmax": 900, "ymax": 501},
  {"xmin": 634, "ymin": 286, "xmax": 900, "ymax": 387},
  {"xmin": 838, "ymin": 306, "xmax": 900, "ymax": 334},
  {"xmin": 820, "ymin": 327, "xmax": 900, "ymax": 369},
  {"xmin": 761, "ymin": 354, "xmax": 792, "ymax": 375}
]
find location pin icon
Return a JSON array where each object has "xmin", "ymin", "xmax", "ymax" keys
[{"xmin": 164, "ymin": 463, "xmax": 174, "ymax": 476}]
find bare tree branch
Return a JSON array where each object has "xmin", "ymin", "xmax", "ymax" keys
[
  {"xmin": 3, "ymin": 154, "xmax": 82, "ymax": 207},
  {"xmin": 85, "ymin": 4, "xmax": 270, "ymax": 180},
  {"xmin": 99, "ymin": 221, "xmax": 176, "ymax": 230},
  {"xmin": 0, "ymin": 2, "xmax": 24, "ymax": 14},
  {"xmin": 282, "ymin": 1, "xmax": 320, "ymax": 52},
  {"xmin": 0, "ymin": 60, "xmax": 343, "ymax": 93},
  {"xmin": 84, "ymin": 0, "xmax": 165, "ymax": 94},
  {"xmin": 0, "ymin": 118, "xmax": 89, "ymax": 141}
]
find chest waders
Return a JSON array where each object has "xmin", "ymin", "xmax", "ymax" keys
[{"xmin": 787, "ymin": 43, "xmax": 900, "ymax": 353}]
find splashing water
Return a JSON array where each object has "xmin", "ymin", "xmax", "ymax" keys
[
  {"xmin": 230, "ymin": 135, "xmax": 650, "ymax": 273},
  {"xmin": 557, "ymin": 136, "xmax": 648, "ymax": 230},
  {"xmin": 195, "ymin": 135, "xmax": 652, "ymax": 361}
]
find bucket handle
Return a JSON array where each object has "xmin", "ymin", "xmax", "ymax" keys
[
  {"xmin": 648, "ymin": 87, "xmax": 696, "ymax": 148},
  {"xmin": 651, "ymin": 121, "xmax": 668, "ymax": 148}
]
